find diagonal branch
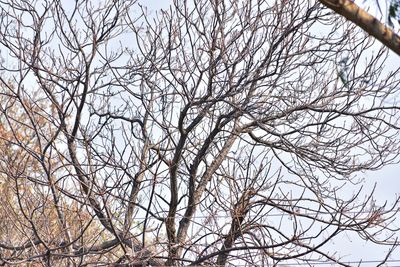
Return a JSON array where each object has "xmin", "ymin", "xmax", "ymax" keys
[{"xmin": 319, "ymin": 0, "xmax": 400, "ymax": 56}]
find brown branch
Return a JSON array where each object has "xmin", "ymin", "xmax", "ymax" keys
[{"xmin": 319, "ymin": 0, "xmax": 400, "ymax": 56}]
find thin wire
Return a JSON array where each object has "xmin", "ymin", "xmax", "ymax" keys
[
  {"xmin": 109, "ymin": 260, "xmax": 400, "ymax": 266},
  {"xmin": 0, "ymin": 209, "xmax": 397, "ymax": 221},
  {"xmin": 276, "ymin": 259, "xmax": 400, "ymax": 266}
]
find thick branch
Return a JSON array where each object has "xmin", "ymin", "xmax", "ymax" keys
[
  {"xmin": 174, "ymin": 131, "xmax": 239, "ymax": 259},
  {"xmin": 319, "ymin": 0, "xmax": 400, "ymax": 56}
]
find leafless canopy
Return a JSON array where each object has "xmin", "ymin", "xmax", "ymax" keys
[{"xmin": 0, "ymin": 0, "xmax": 399, "ymax": 266}]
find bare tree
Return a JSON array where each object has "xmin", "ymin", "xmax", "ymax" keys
[{"xmin": 0, "ymin": 0, "xmax": 400, "ymax": 266}]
